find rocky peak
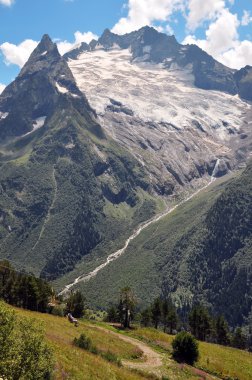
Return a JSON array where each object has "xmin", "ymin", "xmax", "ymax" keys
[
  {"xmin": 0, "ymin": 34, "xmax": 92, "ymax": 140},
  {"xmin": 64, "ymin": 42, "xmax": 90, "ymax": 60},
  {"xmin": 19, "ymin": 34, "xmax": 61, "ymax": 78},
  {"xmin": 97, "ymin": 28, "xmax": 121, "ymax": 49},
  {"xmin": 234, "ymin": 65, "xmax": 252, "ymax": 101},
  {"xmin": 38, "ymin": 34, "xmax": 56, "ymax": 53}
]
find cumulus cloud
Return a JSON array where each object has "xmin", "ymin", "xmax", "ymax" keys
[
  {"xmin": 0, "ymin": 39, "xmax": 38, "ymax": 67},
  {"xmin": 220, "ymin": 40, "xmax": 252, "ymax": 69},
  {"xmin": 0, "ymin": 83, "xmax": 6, "ymax": 94},
  {"xmin": 0, "ymin": 0, "xmax": 14, "ymax": 6},
  {"xmin": 183, "ymin": 8, "xmax": 252, "ymax": 69},
  {"xmin": 241, "ymin": 10, "xmax": 252, "ymax": 26},
  {"xmin": 0, "ymin": 31, "xmax": 98, "ymax": 68},
  {"xmin": 112, "ymin": 0, "xmax": 184, "ymax": 35},
  {"xmin": 186, "ymin": 0, "xmax": 225, "ymax": 30},
  {"xmin": 57, "ymin": 31, "xmax": 98, "ymax": 55}
]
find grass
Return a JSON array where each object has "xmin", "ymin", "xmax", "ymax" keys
[
  {"xmin": 12, "ymin": 307, "xmax": 146, "ymax": 380},
  {"xmin": 6, "ymin": 306, "xmax": 252, "ymax": 380},
  {"xmin": 119, "ymin": 326, "xmax": 252, "ymax": 380}
]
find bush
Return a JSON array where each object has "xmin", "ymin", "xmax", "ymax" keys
[
  {"xmin": 51, "ymin": 305, "xmax": 65, "ymax": 317},
  {"xmin": 172, "ymin": 331, "xmax": 199, "ymax": 365},
  {"xmin": 73, "ymin": 333, "xmax": 92, "ymax": 350},
  {"xmin": 0, "ymin": 301, "xmax": 54, "ymax": 380}
]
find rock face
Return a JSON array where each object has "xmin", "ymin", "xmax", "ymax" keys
[
  {"xmin": 0, "ymin": 27, "xmax": 251, "ymax": 290},
  {"xmin": 0, "ymin": 34, "xmax": 154, "ymax": 280},
  {"xmin": 0, "ymin": 34, "xmax": 94, "ymax": 141},
  {"xmin": 66, "ymin": 32, "xmax": 251, "ymax": 196},
  {"xmin": 234, "ymin": 65, "xmax": 252, "ymax": 101}
]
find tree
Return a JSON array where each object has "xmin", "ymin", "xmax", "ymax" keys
[
  {"xmin": 167, "ymin": 307, "xmax": 178, "ymax": 334},
  {"xmin": 215, "ymin": 315, "xmax": 230, "ymax": 346},
  {"xmin": 106, "ymin": 305, "xmax": 118, "ymax": 323},
  {"xmin": 232, "ymin": 327, "xmax": 247, "ymax": 349},
  {"xmin": 162, "ymin": 299, "xmax": 169, "ymax": 332},
  {"xmin": 189, "ymin": 305, "xmax": 212, "ymax": 341},
  {"xmin": 118, "ymin": 287, "xmax": 137, "ymax": 328},
  {"xmin": 0, "ymin": 260, "xmax": 52, "ymax": 312},
  {"xmin": 0, "ymin": 301, "xmax": 53, "ymax": 380},
  {"xmin": 66, "ymin": 290, "xmax": 85, "ymax": 318},
  {"xmin": 151, "ymin": 297, "xmax": 162, "ymax": 329},
  {"xmin": 172, "ymin": 331, "xmax": 199, "ymax": 365},
  {"xmin": 140, "ymin": 307, "xmax": 152, "ymax": 327}
]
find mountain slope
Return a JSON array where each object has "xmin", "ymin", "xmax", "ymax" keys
[
  {"xmin": 68, "ymin": 163, "xmax": 252, "ymax": 327},
  {"xmin": 65, "ymin": 27, "xmax": 251, "ymax": 196},
  {"xmin": 0, "ymin": 35, "xmax": 158, "ymax": 279}
]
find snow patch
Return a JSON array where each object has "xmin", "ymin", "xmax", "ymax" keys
[
  {"xmin": 0, "ymin": 112, "xmax": 9, "ymax": 120},
  {"xmin": 22, "ymin": 116, "xmax": 46, "ymax": 137},
  {"xmin": 143, "ymin": 45, "xmax": 151, "ymax": 53},
  {"xmin": 56, "ymin": 82, "xmax": 69, "ymax": 94},
  {"xmin": 41, "ymin": 51, "xmax": 47, "ymax": 56}
]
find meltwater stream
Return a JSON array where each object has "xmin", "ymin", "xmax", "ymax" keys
[{"xmin": 59, "ymin": 160, "xmax": 220, "ymax": 296}]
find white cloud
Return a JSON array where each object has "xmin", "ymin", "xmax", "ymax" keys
[
  {"xmin": 0, "ymin": 83, "xmax": 6, "ymax": 94},
  {"xmin": 183, "ymin": 8, "xmax": 252, "ymax": 69},
  {"xmin": 0, "ymin": 39, "xmax": 38, "ymax": 67},
  {"xmin": 0, "ymin": 0, "xmax": 14, "ymax": 6},
  {"xmin": 220, "ymin": 40, "xmax": 252, "ymax": 69},
  {"xmin": 57, "ymin": 31, "xmax": 98, "ymax": 55},
  {"xmin": 186, "ymin": 0, "xmax": 225, "ymax": 30},
  {"xmin": 0, "ymin": 31, "xmax": 98, "ymax": 68},
  {"xmin": 112, "ymin": 0, "xmax": 184, "ymax": 35},
  {"xmin": 241, "ymin": 10, "xmax": 252, "ymax": 26}
]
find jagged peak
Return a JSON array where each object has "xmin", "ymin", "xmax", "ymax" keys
[{"xmin": 19, "ymin": 34, "xmax": 61, "ymax": 77}]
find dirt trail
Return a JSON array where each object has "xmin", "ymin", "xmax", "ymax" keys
[
  {"xmin": 90, "ymin": 325, "xmax": 221, "ymax": 380},
  {"xmin": 90, "ymin": 325, "xmax": 163, "ymax": 376}
]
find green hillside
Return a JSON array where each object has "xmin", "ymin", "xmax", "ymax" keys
[
  {"xmin": 62, "ymin": 163, "xmax": 252, "ymax": 328},
  {"xmin": 8, "ymin": 304, "xmax": 252, "ymax": 380}
]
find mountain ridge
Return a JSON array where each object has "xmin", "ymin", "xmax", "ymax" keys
[
  {"xmin": 0, "ymin": 30, "xmax": 251, "ymax": 329},
  {"xmin": 64, "ymin": 25, "xmax": 252, "ymax": 101}
]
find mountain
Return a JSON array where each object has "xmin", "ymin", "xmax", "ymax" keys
[
  {"xmin": 65, "ymin": 26, "xmax": 251, "ymax": 195},
  {"xmin": 0, "ymin": 34, "xmax": 157, "ymax": 280},
  {"xmin": 74, "ymin": 163, "xmax": 252, "ymax": 328},
  {"xmin": 65, "ymin": 26, "xmax": 251, "ymax": 100},
  {"xmin": 0, "ymin": 27, "xmax": 252, "ymax": 326},
  {"xmin": 234, "ymin": 65, "xmax": 252, "ymax": 101}
]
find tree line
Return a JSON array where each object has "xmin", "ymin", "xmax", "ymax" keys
[
  {"xmin": 106, "ymin": 288, "xmax": 251, "ymax": 351},
  {"xmin": 0, "ymin": 260, "xmax": 52, "ymax": 312}
]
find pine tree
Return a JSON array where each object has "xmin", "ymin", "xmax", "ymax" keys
[
  {"xmin": 66, "ymin": 291, "xmax": 85, "ymax": 318},
  {"xmin": 215, "ymin": 315, "xmax": 230, "ymax": 345},
  {"xmin": 189, "ymin": 305, "xmax": 211, "ymax": 341},
  {"xmin": 232, "ymin": 327, "xmax": 247, "ymax": 349},
  {"xmin": 151, "ymin": 297, "xmax": 162, "ymax": 329},
  {"xmin": 118, "ymin": 287, "xmax": 136, "ymax": 328},
  {"xmin": 141, "ymin": 308, "xmax": 152, "ymax": 327}
]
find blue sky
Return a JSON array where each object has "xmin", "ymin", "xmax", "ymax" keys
[{"xmin": 0, "ymin": 0, "xmax": 252, "ymax": 91}]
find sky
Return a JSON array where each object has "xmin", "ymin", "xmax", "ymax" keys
[{"xmin": 0, "ymin": 0, "xmax": 252, "ymax": 93}]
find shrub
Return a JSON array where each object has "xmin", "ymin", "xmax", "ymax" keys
[
  {"xmin": 172, "ymin": 331, "xmax": 199, "ymax": 365},
  {"xmin": 51, "ymin": 305, "xmax": 65, "ymax": 317},
  {"xmin": 73, "ymin": 333, "xmax": 92, "ymax": 350},
  {"xmin": 0, "ymin": 301, "xmax": 54, "ymax": 380}
]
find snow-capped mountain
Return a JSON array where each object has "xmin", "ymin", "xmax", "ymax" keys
[
  {"xmin": 64, "ymin": 26, "xmax": 252, "ymax": 194},
  {"xmin": 0, "ymin": 27, "xmax": 251, "ymax": 291}
]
